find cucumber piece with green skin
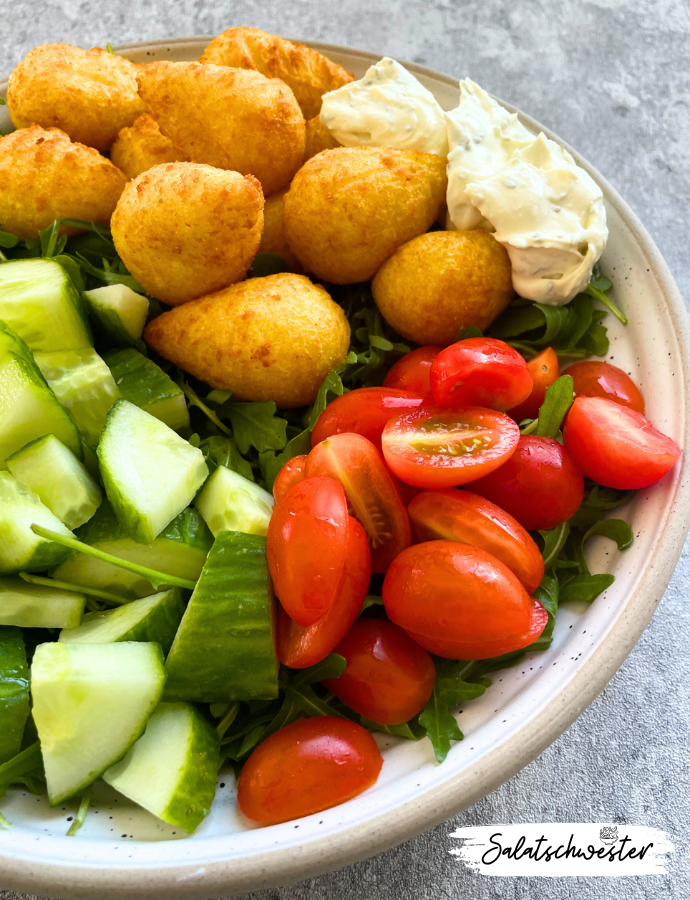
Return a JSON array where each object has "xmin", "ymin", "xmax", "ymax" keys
[
  {"xmin": 34, "ymin": 348, "xmax": 121, "ymax": 448},
  {"xmin": 0, "ymin": 472, "xmax": 74, "ymax": 574},
  {"xmin": 59, "ymin": 588, "xmax": 184, "ymax": 654},
  {"xmin": 103, "ymin": 348, "xmax": 189, "ymax": 432},
  {"xmin": 31, "ymin": 641, "xmax": 166, "ymax": 805},
  {"xmin": 103, "ymin": 701, "xmax": 219, "ymax": 832},
  {"xmin": 98, "ymin": 400, "xmax": 208, "ymax": 544},
  {"xmin": 0, "ymin": 577, "xmax": 85, "ymax": 628},
  {"xmin": 0, "ymin": 321, "xmax": 82, "ymax": 466},
  {"xmin": 52, "ymin": 501, "xmax": 213, "ymax": 600},
  {"xmin": 83, "ymin": 284, "xmax": 148, "ymax": 350},
  {"xmin": 7, "ymin": 434, "xmax": 102, "ymax": 530},
  {"xmin": 165, "ymin": 531, "xmax": 278, "ymax": 703},
  {"xmin": 195, "ymin": 465, "xmax": 273, "ymax": 538},
  {"xmin": 0, "ymin": 258, "xmax": 91, "ymax": 352},
  {"xmin": 0, "ymin": 627, "xmax": 30, "ymax": 764}
]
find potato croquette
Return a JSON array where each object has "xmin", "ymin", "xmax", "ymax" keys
[
  {"xmin": 304, "ymin": 115, "xmax": 341, "ymax": 162},
  {"xmin": 0, "ymin": 125, "xmax": 127, "ymax": 241},
  {"xmin": 372, "ymin": 230, "xmax": 514, "ymax": 345},
  {"xmin": 257, "ymin": 189, "xmax": 302, "ymax": 272},
  {"xmin": 282, "ymin": 146, "xmax": 447, "ymax": 284},
  {"xmin": 111, "ymin": 162, "xmax": 264, "ymax": 307},
  {"xmin": 200, "ymin": 27, "xmax": 353, "ymax": 120},
  {"xmin": 145, "ymin": 274, "xmax": 351, "ymax": 408},
  {"xmin": 110, "ymin": 114, "xmax": 188, "ymax": 180},
  {"xmin": 137, "ymin": 62, "xmax": 305, "ymax": 197},
  {"xmin": 7, "ymin": 43, "xmax": 145, "ymax": 152}
]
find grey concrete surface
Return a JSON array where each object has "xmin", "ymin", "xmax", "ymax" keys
[{"xmin": 1, "ymin": 1, "xmax": 689, "ymax": 898}]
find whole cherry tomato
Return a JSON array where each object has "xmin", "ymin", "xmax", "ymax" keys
[
  {"xmin": 381, "ymin": 406, "xmax": 520, "ymax": 489},
  {"xmin": 508, "ymin": 347, "xmax": 560, "ymax": 422},
  {"xmin": 382, "ymin": 345, "xmax": 441, "ymax": 395},
  {"xmin": 563, "ymin": 396, "xmax": 680, "ymax": 490},
  {"xmin": 306, "ymin": 433, "xmax": 411, "ymax": 572},
  {"xmin": 276, "ymin": 518, "xmax": 371, "ymax": 669},
  {"xmin": 468, "ymin": 435, "xmax": 584, "ymax": 531},
  {"xmin": 273, "ymin": 454, "xmax": 307, "ymax": 503},
  {"xmin": 237, "ymin": 716, "xmax": 383, "ymax": 825},
  {"xmin": 311, "ymin": 387, "xmax": 428, "ymax": 451},
  {"xmin": 408, "ymin": 488, "xmax": 545, "ymax": 594},
  {"xmin": 323, "ymin": 619, "xmax": 436, "ymax": 725},
  {"xmin": 430, "ymin": 337, "xmax": 532, "ymax": 411},
  {"xmin": 383, "ymin": 541, "xmax": 548, "ymax": 659},
  {"xmin": 561, "ymin": 361, "xmax": 645, "ymax": 414},
  {"xmin": 267, "ymin": 476, "xmax": 349, "ymax": 626}
]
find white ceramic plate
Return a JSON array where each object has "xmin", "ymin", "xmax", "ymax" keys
[{"xmin": 1, "ymin": 37, "xmax": 689, "ymax": 900}]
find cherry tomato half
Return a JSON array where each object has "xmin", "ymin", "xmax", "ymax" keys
[
  {"xmin": 508, "ymin": 347, "xmax": 560, "ymax": 423},
  {"xmin": 430, "ymin": 337, "xmax": 532, "ymax": 411},
  {"xmin": 276, "ymin": 518, "xmax": 371, "ymax": 669},
  {"xmin": 311, "ymin": 387, "xmax": 428, "ymax": 451},
  {"xmin": 273, "ymin": 454, "xmax": 307, "ymax": 503},
  {"xmin": 237, "ymin": 716, "xmax": 383, "ymax": 825},
  {"xmin": 267, "ymin": 476, "xmax": 349, "ymax": 626},
  {"xmin": 382, "ymin": 345, "xmax": 441, "ymax": 395},
  {"xmin": 306, "ymin": 433, "xmax": 411, "ymax": 572},
  {"xmin": 323, "ymin": 619, "xmax": 436, "ymax": 725},
  {"xmin": 561, "ymin": 361, "xmax": 645, "ymax": 414},
  {"xmin": 381, "ymin": 406, "xmax": 520, "ymax": 489},
  {"xmin": 383, "ymin": 541, "xmax": 547, "ymax": 659},
  {"xmin": 563, "ymin": 397, "xmax": 680, "ymax": 490},
  {"xmin": 408, "ymin": 488, "xmax": 545, "ymax": 594}
]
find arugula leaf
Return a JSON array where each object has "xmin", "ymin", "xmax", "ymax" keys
[
  {"xmin": 199, "ymin": 435, "xmax": 254, "ymax": 481},
  {"xmin": 536, "ymin": 375, "xmax": 574, "ymax": 438},
  {"xmin": 418, "ymin": 659, "xmax": 486, "ymax": 763},
  {"xmin": 220, "ymin": 400, "xmax": 288, "ymax": 454},
  {"xmin": 360, "ymin": 716, "xmax": 426, "ymax": 740},
  {"xmin": 248, "ymin": 252, "xmax": 291, "ymax": 278},
  {"xmin": 359, "ymin": 594, "xmax": 385, "ymax": 614},
  {"xmin": 290, "ymin": 653, "xmax": 347, "ymax": 686},
  {"xmin": 529, "ymin": 574, "xmax": 559, "ymax": 651},
  {"xmin": 0, "ymin": 229, "xmax": 18, "ymax": 249},
  {"xmin": 582, "ymin": 518, "xmax": 634, "ymax": 551},
  {"xmin": 456, "ymin": 325, "xmax": 484, "ymax": 341},
  {"xmin": 559, "ymin": 573, "xmax": 615, "ymax": 603},
  {"xmin": 75, "ymin": 254, "xmax": 144, "ymax": 292},
  {"xmin": 540, "ymin": 522, "xmax": 571, "ymax": 571}
]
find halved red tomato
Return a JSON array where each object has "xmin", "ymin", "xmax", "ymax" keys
[
  {"xmin": 272, "ymin": 454, "xmax": 307, "ymax": 502},
  {"xmin": 561, "ymin": 361, "xmax": 645, "ymax": 414},
  {"xmin": 311, "ymin": 387, "xmax": 428, "ymax": 450},
  {"xmin": 508, "ymin": 347, "xmax": 560, "ymax": 422},
  {"xmin": 382, "ymin": 345, "xmax": 441, "ymax": 395}
]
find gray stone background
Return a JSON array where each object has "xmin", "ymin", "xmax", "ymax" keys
[{"xmin": 1, "ymin": 0, "xmax": 689, "ymax": 898}]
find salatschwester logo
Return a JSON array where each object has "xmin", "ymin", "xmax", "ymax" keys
[{"xmin": 449, "ymin": 824, "xmax": 674, "ymax": 876}]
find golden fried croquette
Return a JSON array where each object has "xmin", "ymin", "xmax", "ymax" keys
[
  {"xmin": 200, "ymin": 27, "xmax": 353, "ymax": 120},
  {"xmin": 282, "ymin": 146, "xmax": 447, "ymax": 284},
  {"xmin": 257, "ymin": 188, "xmax": 302, "ymax": 272},
  {"xmin": 145, "ymin": 273, "xmax": 350, "ymax": 408},
  {"xmin": 304, "ymin": 115, "xmax": 341, "ymax": 162},
  {"xmin": 0, "ymin": 125, "xmax": 127, "ymax": 241},
  {"xmin": 372, "ymin": 231, "xmax": 514, "ymax": 345},
  {"xmin": 6, "ymin": 43, "xmax": 145, "ymax": 152},
  {"xmin": 137, "ymin": 62, "xmax": 305, "ymax": 197},
  {"xmin": 110, "ymin": 114, "xmax": 188, "ymax": 180},
  {"xmin": 111, "ymin": 162, "xmax": 264, "ymax": 307}
]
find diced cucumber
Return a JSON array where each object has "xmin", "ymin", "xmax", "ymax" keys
[
  {"xmin": 97, "ymin": 401, "xmax": 208, "ymax": 544},
  {"xmin": 0, "ymin": 627, "xmax": 30, "ymax": 764},
  {"xmin": 80, "ymin": 441, "xmax": 101, "ymax": 481},
  {"xmin": 103, "ymin": 702, "xmax": 219, "ymax": 832},
  {"xmin": 83, "ymin": 284, "xmax": 148, "ymax": 350},
  {"xmin": 0, "ymin": 321, "xmax": 82, "ymax": 466},
  {"xmin": 34, "ymin": 348, "xmax": 121, "ymax": 448},
  {"xmin": 165, "ymin": 531, "xmax": 278, "ymax": 703},
  {"xmin": 60, "ymin": 589, "xmax": 184, "ymax": 655},
  {"xmin": 53, "ymin": 502, "xmax": 212, "ymax": 599},
  {"xmin": 0, "ymin": 472, "xmax": 74, "ymax": 574},
  {"xmin": 0, "ymin": 258, "xmax": 91, "ymax": 352},
  {"xmin": 0, "ymin": 577, "xmax": 85, "ymax": 628},
  {"xmin": 7, "ymin": 435, "xmax": 102, "ymax": 530},
  {"xmin": 31, "ymin": 641, "xmax": 166, "ymax": 805},
  {"xmin": 195, "ymin": 465, "xmax": 273, "ymax": 538},
  {"xmin": 103, "ymin": 348, "xmax": 189, "ymax": 432}
]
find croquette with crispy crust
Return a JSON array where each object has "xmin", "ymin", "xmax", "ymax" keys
[
  {"xmin": 257, "ymin": 189, "xmax": 302, "ymax": 272},
  {"xmin": 303, "ymin": 115, "xmax": 341, "ymax": 162},
  {"xmin": 111, "ymin": 114, "xmax": 188, "ymax": 180}
]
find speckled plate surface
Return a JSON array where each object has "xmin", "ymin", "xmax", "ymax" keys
[{"xmin": 1, "ymin": 37, "xmax": 689, "ymax": 900}]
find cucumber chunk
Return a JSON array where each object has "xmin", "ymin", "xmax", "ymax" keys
[
  {"xmin": 0, "ymin": 472, "xmax": 74, "ymax": 574},
  {"xmin": 195, "ymin": 465, "xmax": 273, "ymax": 538},
  {"xmin": 52, "ymin": 502, "xmax": 212, "ymax": 599},
  {"xmin": 103, "ymin": 702, "xmax": 219, "ymax": 832},
  {"xmin": 104, "ymin": 348, "xmax": 189, "ymax": 432},
  {"xmin": 0, "ymin": 577, "xmax": 85, "ymax": 628},
  {"xmin": 165, "ymin": 531, "xmax": 278, "ymax": 703},
  {"xmin": 0, "ymin": 321, "xmax": 82, "ymax": 466},
  {"xmin": 0, "ymin": 627, "xmax": 30, "ymax": 764},
  {"xmin": 7, "ymin": 434, "xmax": 102, "ymax": 530},
  {"xmin": 60, "ymin": 589, "xmax": 184, "ymax": 655},
  {"xmin": 31, "ymin": 641, "xmax": 166, "ymax": 805},
  {"xmin": 83, "ymin": 284, "xmax": 148, "ymax": 350},
  {"xmin": 98, "ymin": 400, "xmax": 208, "ymax": 544},
  {"xmin": 0, "ymin": 258, "xmax": 91, "ymax": 352},
  {"xmin": 34, "ymin": 348, "xmax": 120, "ymax": 447}
]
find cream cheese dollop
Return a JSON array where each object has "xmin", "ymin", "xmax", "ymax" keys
[{"xmin": 320, "ymin": 57, "xmax": 449, "ymax": 156}]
